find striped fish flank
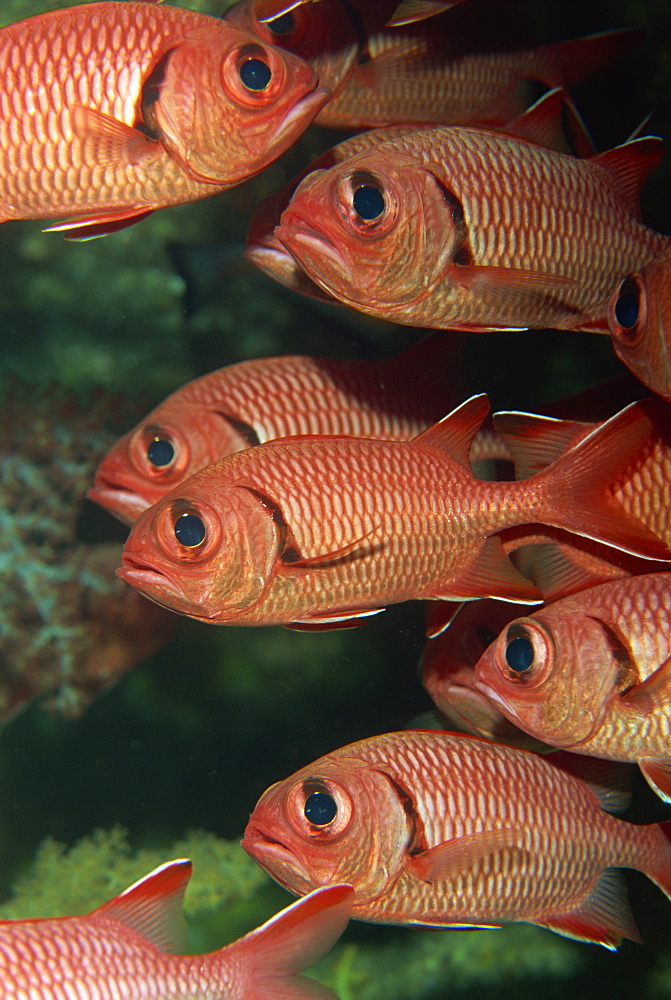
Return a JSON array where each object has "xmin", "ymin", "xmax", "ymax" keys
[{"xmin": 242, "ymin": 729, "xmax": 671, "ymax": 949}]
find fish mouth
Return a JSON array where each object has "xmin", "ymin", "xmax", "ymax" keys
[
  {"xmin": 277, "ymin": 218, "xmax": 352, "ymax": 283},
  {"xmin": 117, "ymin": 554, "xmax": 184, "ymax": 600},
  {"xmin": 273, "ymin": 86, "xmax": 331, "ymax": 146},
  {"xmin": 88, "ymin": 479, "xmax": 150, "ymax": 525},
  {"xmin": 471, "ymin": 678, "xmax": 521, "ymax": 723},
  {"xmin": 242, "ymin": 825, "xmax": 314, "ymax": 889}
]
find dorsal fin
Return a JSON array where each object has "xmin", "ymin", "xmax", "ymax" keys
[
  {"xmin": 413, "ymin": 395, "xmax": 489, "ymax": 469},
  {"xmin": 92, "ymin": 859, "xmax": 191, "ymax": 953},
  {"xmin": 592, "ymin": 136, "xmax": 664, "ymax": 218},
  {"xmin": 505, "ymin": 88, "xmax": 594, "ymax": 157}
]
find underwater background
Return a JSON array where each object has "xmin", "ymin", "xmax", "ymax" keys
[{"xmin": 0, "ymin": 0, "xmax": 671, "ymax": 996}]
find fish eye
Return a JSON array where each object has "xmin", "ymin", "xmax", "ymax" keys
[
  {"xmin": 267, "ymin": 11, "xmax": 294, "ymax": 34},
  {"xmin": 174, "ymin": 512, "xmax": 206, "ymax": 548},
  {"xmin": 609, "ymin": 275, "xmax": 645, "ymax": 347},
  {"xmin": 496, "ymin": 619, "xmax": 554, "ymax": 686},
  {"xmin": 147, "ymin": 437, "xmax": 175, "ymax": 468},
  {"xmin": 304, "ymin": 790, "xmax": 337, "ymax": 826},
  {"xmin": 239, "ymin": 56, "xmax": 272, "ymax": 91},
  {"xmin": 505, "ymin": 634, "xmax": 534, "ymax": 673},
  {"xmin": 352, "ymin": 181, "xmax": 386, "ymax": 222}
]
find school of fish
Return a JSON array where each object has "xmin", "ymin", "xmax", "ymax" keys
[{"xmin": 4, "ymin": 0, "xmax": 671, "ymax": 993}]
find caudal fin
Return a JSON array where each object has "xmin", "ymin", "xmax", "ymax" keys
[
  {"xmin": 222, "ymin": 884, "xmax": 354, "ymax": 1000},
  {"xmin": 541, "ymin": 28, "xmax": 641, "ymax": 90},
  {"xmin": 532, "ymin": 397, "xmax": 671, "ymax": 561},
  {"xmin": 642, "ymin": 819, "xmax": 671, "ymax": 903}
]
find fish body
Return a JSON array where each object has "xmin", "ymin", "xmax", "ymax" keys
[
  {"xmin": 275, "ymin": 128, "xmax": 669, "ymax": 332},
  {"xmin": 607, "ymin": 253, "xmax": 671, "ymax": 400},
  {"xmin": 231, "ymin": 0, "xmax": 633, "ymax": 131},
  {"xmin": 0, "ymin": 2, "xmax": 327, "ymax": 236},
  {"xmin": 117, "ymin": 396, "xmax": 671, "ymax": 628},
  {"xmin": 473, "ymin": 572, "xmax": 671, "ymax": 803},
  {"xmin": 90, "ymin": 339, "xmax": 468, "ymax": 525},
  {"xmin": 242, "ymin": 729, "xmax": 671, "ymax": 948},
  {"xmin": 0, "ymin": 859, "xmax": 353, "ymax": 1000}
]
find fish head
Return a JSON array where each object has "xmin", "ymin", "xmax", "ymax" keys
[
  {"xmin": 225, "ymin": 0, "xmax": 360, "ymax": 95},
  {"xmin": 118, "ymin": 477, "xmax": 282, "ymax": 622},
  {"xmin": 243, "ymin": 754, "xmax": 412, "ymax": 902},
  {"xmin": 150, "ymin": 25, "xmax": 330, "ymax": 186},
  {"xmin": 473, "ymin": 611, "xmax": 625, "ymax": 748},
  {"xmin": 608, "ymin": 257, "xmax": 671, "ymax": 402},
  {"xmin": 422, "ymin": 600, "xmax": 549, "ymax": 750},
  {"xmin": 276, "ymin": 150, "xmax": 460, "ymax": 318},
  {"xmin": 91, "ymin": 408, "xmax": 259, "ymax": 526}
]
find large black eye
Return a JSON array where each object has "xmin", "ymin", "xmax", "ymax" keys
[
  {"xmin": 174, "ymin": 512, "xmax": 206, "ymax": 547},
  {"xmin": 147, "ymin": 437, "xmax": 175, "ymax": 468},
  {"xmin": 614, "ymin": 277, "xmax": 639, "ymax": 329},
  {"xmin": 505, "ymin": 634, "xmax": 534, "ymax": 673},
  {"xmin": 239, "ymin": 57, "xmax": 272, "ymax": 91},
  {"xmin": 304, "ymin": 791, "xmax": 337, "ymax": 826},
  {"xmin": 268, "ymin": 11, "xmax": 294, "ymax": 34},
  {"xmin": 353, "ymin": 184, "xmax": 385, "ymax": 221}
]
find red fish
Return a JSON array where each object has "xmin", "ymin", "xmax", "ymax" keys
[
  {"xmin": 421, "ymin": 598, "xmax": 550, "ymax": 749},
  {"xmin": 275, "ymin": 128, "xmax": 669, "ymax": 338},
  {"xmin": 117, "ymin": 395, "xmax": 670, "ymax": 629},
  {"xmin": 228, "ymin": 0, "xmax": 633, "ymax": 131},
  {"xmin": 0, "ymin": 2, "xmax": 328, "ymax": 238},
  {"xmin": 246, "ymin": 89, "xmax": 594, "ymax": 296},
  {"xmin": 0, "ymin": 858, "xmax": 353, "ymax": 1000},
  {"xmin": 607, "ymin": 253, "xmax": 671, "ymax": 400},
  {"xmin": 90, "ymin": 338, "xmax": 469, "ymax": 525},
  {"xmin": 473, "ymin": 572, "xmax": 671, "ymax": 803},
  {"xmin": 242, "ymin": 729, "xmax": 671, "ymax": 948}
]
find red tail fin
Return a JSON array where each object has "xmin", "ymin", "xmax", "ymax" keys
[
  {"xmin": 542, "ymin": 28, "xmax": 641, "ymax": 89},
  {"xmin": 221, "ymin": 884, "xmax": 353, "ymax": 1000},
  {"xmin": 532, "ymin": 398, "xmax": 671, "ymax": 560},
  {"xmin": 643, "ymin": 819, "xmax": 671, "ymax": 902}
]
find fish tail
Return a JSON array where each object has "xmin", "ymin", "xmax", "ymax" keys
[
  {"xmin": 639, "ymin": 819, "xmax": 671, "ymax": 902},
  {"xmin": 212, "ymin": 885, "xmax": 353, "ymax": 1000},
  {"xmin": 531, "ymin": 398, "xmax": 671, "ymax": 561},
  {"xmin": 541, "ymin": 28, "xmax": 641, "ymax": 89}
]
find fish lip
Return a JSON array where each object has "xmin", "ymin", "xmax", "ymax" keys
[
  {"xmin": 273, "ymin": 85, "xmax": 331, "ymax": 146},
  {"xmin": 242, "ymin": 827, "xmax": 312, "ymax": 885},
  {"xmin": 471, "ymin": 678, "xmax": 520, "ymax": 721},
  {"xmin": 117, "ymin": 555, "xmax": 184, "ymax": 598},
  {"xmin": 88, "ymin": 481, "xmax": 149, "ymax": 524},
  {"xmin": 277, "ymin": 218, "xmax": 352, "ymax": 281}
]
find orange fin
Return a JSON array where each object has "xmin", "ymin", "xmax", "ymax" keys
[
  {"xmin": 534, "ymin": 397, "xmax": 671, "ymax": 561},
  {"xmin": 621, "ymin": 656, "xmax": 671, "ymax": 713},
  {"xmin": 592, "ymin": 136, "xmax": 664, "ymax": 219},
  {"xmin": 413, "ymin": 394, "xmax": 489, "ymax": 469},
  {"xmin": 282, "ymin": 524, "xmax": 380, "ymax": 569},
  {"xmin": 43, "ymin": 209, "xmax": 155, "ymax": 240},
  {"xmin": 93, "ymin": 859, "xmax": 191, "ymax": 953},
  {"xmin": 70, "ymin": 104, "xmax": 158, "ymax": 165},
  {"xmin": 386, "ymin": 0, "xmax": 460, "ymax": 26},
  {"xmin": 504, "ymin": 88, "xmax": 594, "ymax": 157},
  {"xmin": 424, "ymin": 599, "xmax": 464, "ymax": 639},
  {"xmin": 256, "ymin": 0, "xmax": 309, "ymax": 21},
  {"xmin": 230, "ymin": 884, "xmax": 354, "ymax": 999},
  {"xmin": 511, "ymin": 540, "xmax": 629, "ymax": 602},
  {"xmin": 638, "ymin": 758, "xmax": 671, "ymax": 804},
  {"xmin": 409, "ymin": 829, "xmax": 524, "ymax": 883},
  {"xmin": 538, "ymin": 868, "xmax": 640, "ymax": 949},
  {"xmin": 286, "ymin": 608, "xmax": 386, "ymax": 631},
  {"xmin": 431, "ymin": 536, "xmax": 543, "ymax": 603},
  {"xmin": 542, "ymin": 29, "xmax": 641, "ymax": 90},
  {"xmin": 493, "ymin": 411, "xmax": 592, "ymax": 479}
]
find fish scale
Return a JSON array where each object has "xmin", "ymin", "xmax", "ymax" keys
[
  {"xmin": 243, "ymin": 730, "xmax": 671, "ymax": 947},
  {"xmin": 277, "ymin": 125, "xmax": 670, "ymax": 331}
]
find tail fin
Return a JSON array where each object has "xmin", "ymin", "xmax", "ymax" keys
[
  {"xmin": 531, "ymin": 397, "xmax": 671, "ymax": 560},
  {"xmin": 223, "ymin": 884, "xmax": 353, "ymax": 1000},
  {"xmin": 643, "ymin": 819, "xmax": 671, "ymax": 902},
  {"xmin": 541, "ymin": 28, "xmax": 641, "ymax": 90}
]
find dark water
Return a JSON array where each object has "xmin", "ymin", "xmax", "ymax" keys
[{"xmin": 0, "ymin": 1, "xmax": 670, "ymax": 998}]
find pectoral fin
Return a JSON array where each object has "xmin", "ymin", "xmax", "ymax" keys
[
  {"xmin": 621, "ymin": 656, "xmax": 671, "ymax": 712},
  {"xmin": 70, "ymin": 105, "xmax": 158, "ymax": 164},
  {"xmin": 409, "ymin": 828, "xmax": 524, "ymax": 883}
]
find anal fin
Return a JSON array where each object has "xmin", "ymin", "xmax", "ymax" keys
[
  {"xmin": 537, "ymin": 868, "xmax": 640, "ymax": 950},
  {"xmin": 430, "ymin": 536, "xmax": 543, "ymax": 603},
  {"xmin": 638, "ymin": 757, "xmax": 671, "ymax": 804}
]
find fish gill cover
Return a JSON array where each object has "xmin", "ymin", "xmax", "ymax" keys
[{"xmin": 0, "ymin": 0, "xmax": 669, "ymax": 998}]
